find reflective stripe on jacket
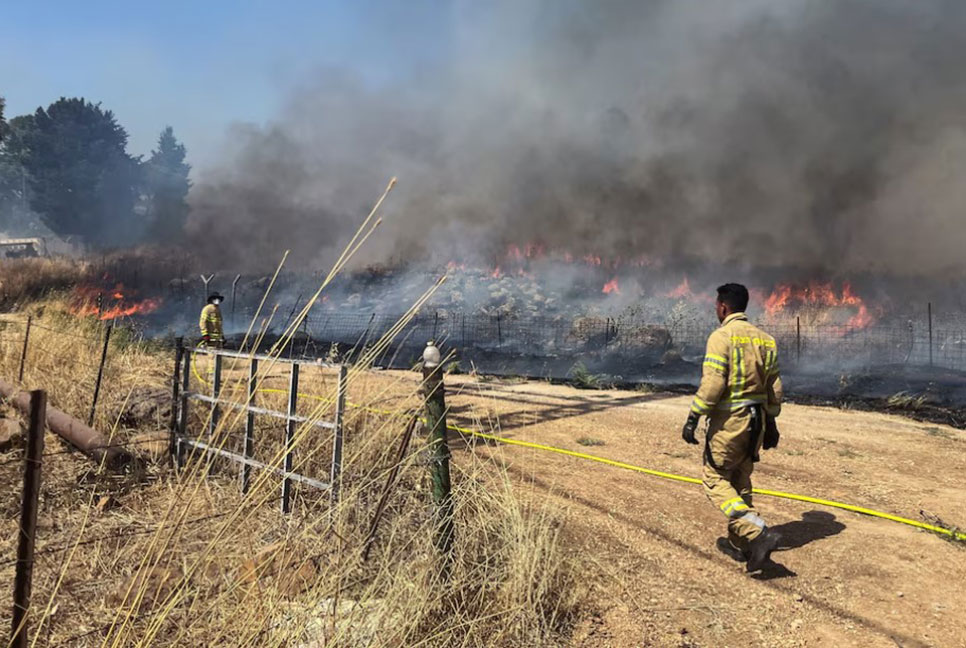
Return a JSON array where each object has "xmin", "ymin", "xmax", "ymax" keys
[{"xmin": 690, "ymin": 312, "xmax": 782, "ymax": 418}]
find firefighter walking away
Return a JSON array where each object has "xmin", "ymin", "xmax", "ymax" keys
[
  {"xmin": 681, "ymin": 283, "xmax": 783, "ymax": 572},
  {"xmin": 199, "ymin": 292, "xmax": 225, "ymax": 347}
]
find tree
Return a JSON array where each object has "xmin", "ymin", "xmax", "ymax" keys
[
  {"xmin": 6, "ymin": 97, "xmax": 142, "ymax": 246},
  {"xmin": 144, "ymin": 126, "xmax": 191, "ymax": 242},
  {"xmin": 0, "ymin": 95, "xmax": 5, "ymax": 140},
  {"xmin": 0, "ymin": 114, "xmax": 31, "ymax": 219}
]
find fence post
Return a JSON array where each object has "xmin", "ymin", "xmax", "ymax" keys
[
  {"xmin": 928, "ymin": 302, "xmax": 933, "ymax": 367},
  {"xmin": 11, "ymin": 390, "xmax": 45, "ymax": 648},
  {"xmin": 169, "ymin": 338, "xmax": 184, "ymax": 463},
  {"xmin": 231, "ymin": 274, "xmax": 241, "ymax": 329},
  {"xmin": 330, "ymin": 364, "xmax": 347, "ymax": 506},
  {"xmin": 207, "ymin": 353, "xmax": 223, "ymax": 475},
  {"xmin": 200, "ymin": 274, "xmax": 214, "ymax": 301},
  {"xmin": 422, "ymin": 341, "xmax": 454, "ymax": 560},
  {"xmin": 796, "ymin": 316, "xmax": 801, "ymax": 364},
  {"xmin": 281, "ymin": 363, "xmax": 300, "ymax": 514},
  {"xmin": 17, "ymin": 316, "xmax": 32, "ymax": 383},
  {"xmin": 209, "ymin": 353, "xmax": 223, "ymax": 438},
  {"xmin": 177, "ymin": 349, "xmax": 191, "ymax": 468},
  {"xmin": 496, "ymin": 313, "xmax": 503, "ymax": 346},
  {"xmin": 241, "ymin": 358, "xmax": 257, "ymax": 494},
  {"xmin": 88, "ymin": 323, "xmax": 112, "ymax": 427}
]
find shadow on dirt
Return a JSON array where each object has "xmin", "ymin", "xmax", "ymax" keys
[
  {"xmin": 751, "ymin": 562, "xmax": 797, "ymax": 580},
  {"xmin": 752, "ymin": 511, "xmax": 845, "ymax": 580},
  {"xmin": 774, "ymin": 510, "xmax": 846, "ymax": 551}
]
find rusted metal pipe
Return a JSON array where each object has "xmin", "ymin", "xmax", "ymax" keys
[{"xmin": 0, "ymin": 378, "xmax": 133, "ymax": 471}]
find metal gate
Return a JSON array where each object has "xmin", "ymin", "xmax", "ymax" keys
[{"xmin": 170, "ymin": 342, "xmax": 347, "ymax": 513}]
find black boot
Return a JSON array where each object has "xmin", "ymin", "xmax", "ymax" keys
[
  {"xmin": 746, "ymin": 529, "xmax": 780, "ymax": 572},
  {"xmin": 715, "ymin": 537, "xmax": 747, "ymax": 562}
]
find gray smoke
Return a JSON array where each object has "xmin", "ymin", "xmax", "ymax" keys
[{"xmin": 188, "ymin": 0, "xmax": 966, "ymax": 277}]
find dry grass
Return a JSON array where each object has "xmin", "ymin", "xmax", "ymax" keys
[
  {"xmin": 0, "ymin": 257, "xmax": 92, "ymax": 309},
  {"xmin": 0, "ymin": 249, "xmax": 583, "ymax": 646}
]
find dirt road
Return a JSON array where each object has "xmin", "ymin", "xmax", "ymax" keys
[{"xmin": 398, "ymin": 373, "xmax": 966, "ymax": 647}]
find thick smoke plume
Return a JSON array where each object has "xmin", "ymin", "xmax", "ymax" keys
[{"xmin": 188, "ymin": 0, "xmax": 966, "ymax": 277}]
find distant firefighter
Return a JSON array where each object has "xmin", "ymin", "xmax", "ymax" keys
[
  {"xmin": 199, "ymin": 293, "xmax": 225, "ymax": 347},
  {"xmin": 681, "ymin": 283, "xmax": 783, "ymax": 573}
]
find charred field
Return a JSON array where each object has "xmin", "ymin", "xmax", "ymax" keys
[{"xmin": 34, "ymin": 250, "xmax": 966, "ymax": 430}]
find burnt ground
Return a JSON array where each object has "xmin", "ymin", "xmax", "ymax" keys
[{"xmin": 354, "ymin": 369, "xmax": 966, "ymax": 648}]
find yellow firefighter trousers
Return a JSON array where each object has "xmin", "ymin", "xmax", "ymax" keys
[{"xmin": 702, "ymin": 408, "xmax": 766, "ymax": 550}]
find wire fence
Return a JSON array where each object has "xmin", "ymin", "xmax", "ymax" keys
[
  {"xmin": 299, "ymin": 310, "xmax": 966, "ymax": 378},
  {"xmin": 0, "ymin": 316, "xmax": 116, "ymax": 426}
]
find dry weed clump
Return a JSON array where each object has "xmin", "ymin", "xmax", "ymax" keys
[{"xmin": 0, "ymin": 304, "xmax": 583, "ymax": 647}]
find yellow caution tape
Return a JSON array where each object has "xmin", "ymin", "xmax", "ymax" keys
[{"xmin": 188, "ymin": 354, "xmax": 966, "ymax": 542}]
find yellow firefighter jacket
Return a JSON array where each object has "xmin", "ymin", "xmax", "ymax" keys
[
  {"xmin": 690, "ymin": 312, "xmax": 782, "ymax": 419},
  {"xmin": 199, "ymin": 303, "xmax": 224, "ymax": 342}
]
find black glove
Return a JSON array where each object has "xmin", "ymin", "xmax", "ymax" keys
[
  {"xmin": 681, "ymin": 413, "xmax": 700, "ymax": 445},
  {"xmin": 763, "ymin": 416, "xmax": 780, "ymax": 450}
]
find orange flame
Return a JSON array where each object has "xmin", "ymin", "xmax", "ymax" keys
[
  {"xmin": 763, "ymin": 280, "xmax": 874, "ymax": 328},
  {"xmin": 71, "ymin": 282, "xmax": 163, "ymax": 321},
  {"xmin": 602, "ymin": 277, "xmax": 620, "ymax": 295},
  {"xmin": 664, "ymin": 277, "xmax": 693, "ymax": 299},
  {"xmin": 73, "ymin": 298, "xmax": 162, "ymax": 320}
]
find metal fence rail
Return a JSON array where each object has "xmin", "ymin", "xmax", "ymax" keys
[{"xmin": 171, "ymin": 342, "xmax": 347, "ymax": 514}]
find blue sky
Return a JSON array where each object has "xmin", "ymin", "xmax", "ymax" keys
[{"xmin": 0, "ymin": 0, "xmax": 451, "ymax": 168}]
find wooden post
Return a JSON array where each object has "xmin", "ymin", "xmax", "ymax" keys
[
  {"xmin": 281, "ymin": 363, "xmax": 300, "ymax": 514},
  {"xmin": 17, "ymin": 316, "xmax": 31, "ymax": 383},
  {"xmin": 11, "ymin": 390, "xmax": 45, "ymax": 648},
  {"xmin": 496, "ymin": 313, "xmax": 502, "ymax": 346},
  {"xmin": 928, "ymin": 302, "xmax": 933, "ymax": 367},
  {"xmin": 169, "ymin": 338, "xmax": 184, "ymax": 463},
  {"xmin": 241, "ymin": 358, "xmax": 257, "ymax": 494},
  {"xmin": 433, "ymin": 311, "xmax": 439, "ymax": 341},
  {"xmin": 796, "ymin": 316, "xmax": 801, "ymax": 364},
  {"xmin": 88, "ymin": 323, "xmax": 112, "ymax": 427},
  {"xmin": 422, "ymin": 342, "xmax": 454, "ymax": 559}
]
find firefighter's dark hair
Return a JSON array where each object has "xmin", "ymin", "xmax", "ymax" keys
[{"xmin": 716, "ymin": 283, "xmax": 749, "ymax": 312}]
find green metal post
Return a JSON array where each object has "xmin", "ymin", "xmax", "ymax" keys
[{"xmin": 422, "ymin": 341, "xmax": 453, "ymax": 559}]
